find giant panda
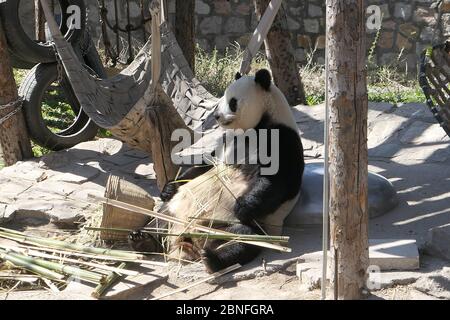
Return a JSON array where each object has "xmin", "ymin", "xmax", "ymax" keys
[{"xmin": 129, "ymin": 69, "xmax": 305, "ymax": 273}]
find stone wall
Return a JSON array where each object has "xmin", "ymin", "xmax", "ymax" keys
[{"xmin": 17, "ymin": 0, "xmax": 450, "ymax": 72}]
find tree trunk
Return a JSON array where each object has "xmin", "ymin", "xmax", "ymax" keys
[
  {"xmin": 175, "ymin": 0, "xmax": 195, "ymax": 73},
  {"xmin": 326, "ymin": 0, "xmax": 369, "ymax": 299},
  {"xmin": 253, "ymin": 0, "xmax": 306, "ymax": 106},
  {"xmin": 0, "ymin": 25, "xmax": 33, "ymax": 166},
  {"xmin": 35, "ymin": 0, "xmax": 46, "ymax": 42}
]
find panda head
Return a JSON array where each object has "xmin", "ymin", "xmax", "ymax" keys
[{"xmin": 214, "ymin": 69, "xmax": 272, "ymax": 130}]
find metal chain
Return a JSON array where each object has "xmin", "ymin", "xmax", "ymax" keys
[
  {"xmin": 0, "ymin": 97, "xmax": 24, "ymax": 126},
  {"xmin": 52, "ymin": 44, "xmax": 64, "ymax": 84}
]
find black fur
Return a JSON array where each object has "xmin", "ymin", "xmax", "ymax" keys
[
  {"xmin": 160, "ymin": 165, "xmax": 213, "ymax": 201},
  {"xmin": 128, "ymin": 231, "xmax": 162, "ymax": 253},
  {"xmin": 201, "ymin": 224, "xmax": 262, "ymax": 273},
  {"xmin": 235, "ymin": 72, "xmax": 242, "ymax": 80},
  {"xmin": 234, "ymin": 113, "xmax": 304, "ymax": 223},
  {"xmin": 254, "ymin": 69, "xmax": 272, "ymax": 91},
  {"xmin": 203, "ymin": 114, "xmax": 304, "ymax": 271}
]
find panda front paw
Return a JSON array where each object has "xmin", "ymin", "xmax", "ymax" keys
[
  {"xmin": 128, "ymin": 230, "xmax": 159, "ymax": 253},
  {"xmin": 233, "ymin": 197, "xmax": 255, "ymax": 225},
  {"xmin": 160, "ymin": 181, "xmax": 178, "ymax": 202},
  {"xmin": 201, "ymin": 248, "xmax": 223, "ymax": 274}
]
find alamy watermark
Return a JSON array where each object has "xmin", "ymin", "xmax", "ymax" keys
[{"xmin": 171, "ymin": 128, "xmax": 280, "ymax": 176}]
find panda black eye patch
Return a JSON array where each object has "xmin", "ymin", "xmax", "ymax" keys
[{"xmin": 229, "ymin": 98, "xmax": 238, "ymax": 112}]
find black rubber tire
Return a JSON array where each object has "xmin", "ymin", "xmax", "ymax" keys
[
  {"xmin": 0, "ymin": 0, "xmax": 86, "ymax": 64},
  {"xmin": 18, "ymin": 62, "xmax": 98, "ymax": 151},
  {"xmin": 9, "ymin": 49, "xmax": 36, "ymax": 69}
]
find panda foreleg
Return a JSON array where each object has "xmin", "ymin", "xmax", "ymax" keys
[
  {"xmin": 201, "ymin": 224, "xmax": 262, "ymax": 273},
  {"xmin": 234, "ymin": 176, "xmax": 285, "ymax": 225},
  {"xmin": 160, "ymin": 164, "xmax": 213, "ymax": 201}
]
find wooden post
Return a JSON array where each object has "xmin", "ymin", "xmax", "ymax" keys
[
  {"xmin": 253, "ymin": 0, "xmax": 306, "ymax": 106},
  {"xmin": 175, "ymin": 0, "xmax": 195, "ymax": 73},
  {"xmin": 326, "ymin": 0, "xmax": 369, "ymax": 299},
  {"xmin": 0, "ymin": 25, "xmax": 33, "ymax": 166},
  {"xmin": 35, "ymin": 0, "xmax": 46, "ymax": 42}
]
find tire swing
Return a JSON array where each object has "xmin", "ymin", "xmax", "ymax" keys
[
  {"xmin": 0, "ymin": 0, "xmax": 86, "ymax": 64},
  {"xmin": 18, "ymin": 62, "xmax": 99, "ymax": 150},
  {"xmin": 18, "ymin": 29, "xmax": 106, "ymax": 151}
]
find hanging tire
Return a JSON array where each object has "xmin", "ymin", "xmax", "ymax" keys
[
  {"xmin": 0, "ymin": 0, "xmax": 86, "ymax": 64},
  {"xmin": 9, "ymin": 49, "xmax": 36, "ymax": 69},
  {"xmin": 18, "ymin": 62, "xmax": 98, "ymax": 151}
]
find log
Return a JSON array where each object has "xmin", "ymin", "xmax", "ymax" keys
[
  {"xmin": 253, "ymin": 0, "xmax": 306, "ymax": 105},
  {"xmin": 326, "ymin": 0, "xmax": 369, "ymax": 299},
  {"xmin": 0, "ymin": 25, "xmax": 33, "ymax": 166},
  {"xmin": 175, "ymin": 0, "xmax": 195, "ymax": 73}
]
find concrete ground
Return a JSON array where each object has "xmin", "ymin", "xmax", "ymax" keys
[{"xmin": 0, "ymin": 102, "xmax": 449, "ymax": 300}]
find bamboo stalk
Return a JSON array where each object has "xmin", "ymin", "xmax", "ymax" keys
[
  {"xmin": 3, "ymin": 250, "xmax": 104, "ymax": 284},
  {"xmin": 0, "ymin": 228, "xmax": 146, "ymax": 260},
  {"xmin": 0, "ymin": 249, "xmax": 64, "ymax": 281},
  {"xmin": 0, "ymin": 244, "xmax": 139, "ymax": 277},
  {"xmin": 88, "ymin": 194, "xmax": 291, "ymax": 253},
  {"xmin": 92, "ymin": 263, "xmax": 127, "ymax": 299},
  {"xmin": 85, "ymin": 226, "xmax": 289, "ymax": 243},
  {"xmin": 9, "ymin": 243, "xmax": 167, "ymax": 267},
  {"xmin": 151, "ymin": 263, "xmax": 241, "ymax": 300}
]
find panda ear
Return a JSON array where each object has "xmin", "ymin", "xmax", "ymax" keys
[
  {"xmin": 235, "ymin": 72, "xmax": 242, "ymax": 80},
  {"xmin": 255, "ymin": 69, "xmax": 271, "ymax": 91}
]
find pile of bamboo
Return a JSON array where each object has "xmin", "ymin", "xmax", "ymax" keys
[{"xmin": 0, "ymin": 227, "xmax": 164, "ymax": 298}]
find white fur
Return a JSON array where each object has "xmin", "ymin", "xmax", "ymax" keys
[{"xmin": 215, "ymin": 75, "xmax": 299, "ymax": 132}]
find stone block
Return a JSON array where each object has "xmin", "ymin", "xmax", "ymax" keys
[{"xmin": 369, "ymin": 239, "xmax": 420, "ymax": 271}]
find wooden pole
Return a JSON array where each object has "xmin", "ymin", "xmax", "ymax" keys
[
  {"xmin": 326, "ymin": 0, "xmax": 369, "ymax": 299},
  {"xmin": 35, "ymin": 0, "xmax": 46, "ymax": 42},
  {"xmin": 175, "ymin": 0, "xmax": 195, "ymax": 73},
  {"xmin": 253, "ymin": 0, "xmax": 306, "ymax": 106},
  {"xmin": 0, "ymin": 25, "xmax": 33, "ymax": 166}
]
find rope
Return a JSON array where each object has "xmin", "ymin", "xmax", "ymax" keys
[
  {"xmin": 239, "ymin": 0, "xmax": 282, "ymax": 75},
  {"xmin": 0, "ymin": 97, "xmax": 24, "ymax": 126}
]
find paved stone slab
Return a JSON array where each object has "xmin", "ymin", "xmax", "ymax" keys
[
  {"xmin": 369, "ymin": 239, "xmax": 419, "ymax": 270},
  {"xmin": 426, "ymin": 224, "xmax": 450, "ymax": 261}
]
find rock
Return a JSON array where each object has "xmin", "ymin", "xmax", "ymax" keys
[
  {"xmin": 224, "ymin": 17, "xmax": 246, "ymax": 34},
  {"xmin": 297, "ymin": 35, "xmax": 312, "ymax": 49},
  {"xmin": 442, "ymin": 14, "xmax": 450, "ymax": 36},
  {"xmin": 199, "ymin": 16, "xmax": 222, "ymax": 35},
  {"xmin": 394, "ymin": 3, "xmax": 412, "ymax": 20},
  {"xmin": 399, "ymin": 23, "xmax": 419, "ymax": 39},
  {"xmin": 426, "ymin": 224, "xmax": 450, "ymax": 260},
  {"xmin": 304, "ymin": 19, "xmax": 319, "ymax": 33},
  {"xmin": 286, "ymin": 163, "xmax": 399, "ymax": 225},
  {"xmin": 378, "ymin": 32, "xmax": 394, "ymax": 49},
  {"xmin": 420, "ymin": 26, "xmax": 435, "ymax": 42},
  {"xmin": 308, "ymin": 4, "xmax": 322, "ymax": 17},
  {"xmin": 236, "ymin": 3, "xmax": 251, "ymax": 15},
  {"xmin": 214, "ymin": 0, "xmax": 231, "ymax": 15},
  {"xmin": 396, "ymin": 33, "xmax": 412, "ymax": 50},
  {"xmin": 315, "ymin": 35, "xmax": 326, "ymax": 49},
  {"xmin": 287, "ymin": 16, "xmax": 300, "ymax": 30},
  {"xmin": 195, "ymin": 0, "xmax": 210, "ymax": 15},
  {"xmin": 400, "ymin": 121, "xmax": 448, "ymax": 145},
  {"xmin": 413, "ymin": 7, "xmax": 437, "ymax": 25}
]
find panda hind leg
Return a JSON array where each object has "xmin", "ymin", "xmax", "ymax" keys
[{"xmin": 201, "ymin": 224, "xmax": 262, "ymax": 273}]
